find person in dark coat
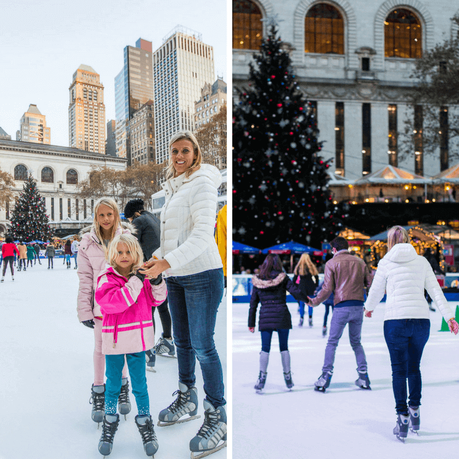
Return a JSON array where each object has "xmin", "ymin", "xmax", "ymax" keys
[
  {"xmin": 423, "ymin": 248, "xmax": 443, "ymax": 312},
  {"xmin": 124, "ymin": 199, "xmax": 174, "ymax": 370},
  {"xmin": 248, "ymin": 254, "xmax": 306, "ymax": 391},
  {"xmin": 293, "ymin": 253, "xmax": 319, "ymax": 327},
  {"xmin": 33, "ymin": 243, "xmax": 42, "ymax": 265}
]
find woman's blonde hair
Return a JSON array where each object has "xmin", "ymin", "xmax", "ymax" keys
[
  {"xmin": 107, "ymin": 233, "xmax": 143, "ymax": 276},
  {"xmin": 92, "ymin": 198, "xmax": 121, "ymax": 252},
  {"xmin": 294, "ymin": 253, "xmax": 319, "ymax": 276},
  {"xmin": 165, "ymin": 131, "xmax": 202, "ymax": 180},
  {"xmin": 387, "ymin": 225, "xmax": 410, "ymax": 250}
]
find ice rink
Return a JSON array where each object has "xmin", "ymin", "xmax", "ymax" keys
[
  {"xmin": 0, "ymin": 260, "xmax": 227, "ymax": 459},
  {"xmin": 233, "ymin": 299, "xmax": 459, "ymax": 459}
]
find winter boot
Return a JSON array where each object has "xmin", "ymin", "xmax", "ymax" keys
[
  {"xmin": 118, "ymin": 378, "xmax": 131, "ymax": 418},
  {"xmin": 90, "ymin": 384, "xmax": 105, "ymax": 423},
  {"xmin": 299, "ymin": 317, "xmax": 304, "ymax": 327},
  {"xmin": 409, "ymin": 406, "xmax": 420, "ymax": 433},
  {"xmin": 314, "ymin": 371, "xmax": 332, "ymax": 392},
  {"xmin": 355, "ymin": 371, "xmax": 371, "ymax": 390},
  {"xmin": 154, "ymin": 333, "xmax": 176, "ymax": 357},
  {"xmin": 98, "ymin": 414, "xmax": 120, "ymax": 456},
  {"xmin": 189, "ymin": 400, "xmax": 227, "ymax": 458},
  {"xmin": 254, "ymin": 351, "xmax": 269, "ymax": 391},
  {"xmin": 158, "ymin": 382, "xmax": 199, "ymax": 426},
  {"xmin": 393, "ymin": 413, "xmax": 410, "ymax": 442},
  {"xmin": 135, "ymin": 415, "xmax": 159, "ymax": 456},
  {"xmin": 145, "ymin": 349, "xmax": 156, "ymax": 372},
  {"xmin": 281, "ymin": 350, "xmax": 294, "ymax": 389}
]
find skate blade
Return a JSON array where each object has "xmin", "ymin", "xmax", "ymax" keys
[
  {"xmin": 146, "ymin": 367, "xmax": 157, "ymax": 373},
  {"xmin": 314, "ymin": 386, "xmax": 326, "ymax": 393},
  {"xmin": 395, "ymin": 435, "xmax": 406, "ymax": 443},
  {"xmin": 157, "ymin": 353, "xmax": 177, "ymax": 359},
  {"xmin": 157, "ymin": 414, "xmax": 201, "ymax": 427},
  {"xmin": 190, "ymin": 441, "xmax": 227, "ymax": 459},
  {"xmin": 410, "ymin": 428, "xmax": 419, "ymax": 435}
]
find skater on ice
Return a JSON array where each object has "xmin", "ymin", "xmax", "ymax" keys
[
  {"xmin": 364, "ymin": 226, "xmax": 459, "ymax": 442},
  {"xmin": 1, "ymin": 236, "xmax": 19, "ymax": 282},
  {"xmin": 249, "ymin": 253, "xmax": 307, "ymax": 391},
  {"xmin": 17, "ymin": 241, "xmax": 27, "ymax": 271},
  {"xmin": 64, "ymin": 239, "xmax": 72, "ymax": 269},
  {"xmin": 313, "ymin": 280, "xmax": 334, "ymax": 337},
  {"xmin": 45, "ymin": 243, "xmax": 55, "ymax": 269},
  {"xmin": 71, "ymin": 236, "xmax": 80, "ymax": 269},
  {"xmin": 141, "ymin": 131, "xmax": 226, "ymax": 458},
  {"xmin": 26, "ymin": 243, "xmax": 35, "ymax": 268},
  {"xmin": 307, "ymin": 237, "xmax": 373, "ymax": 392},
  {"xmin": 95, "ymin": 233, "xmax": 166, "ymax": 457}
]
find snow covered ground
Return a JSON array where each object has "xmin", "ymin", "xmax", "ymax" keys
[
  {"xmin": 233, "ymin": 300, "xmax": 459, "ymax": 459},
  {"xmin": 0, "ymin": 260, "xmax": 227, "ymax": 459}
]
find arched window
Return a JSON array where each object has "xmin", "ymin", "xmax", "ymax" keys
[
  {"xmin": 385, "ymin": 9, "xmax": 422, "ymax": 58},
  {"xmin": 14, "ymin": 164, "xmax": 28, "ymax": 181},
  {"xmin": 66, "ymin": 169, "xmax": 78, "ymax": 185},
  {"xmin": 305, "ymin": 3, "xmax": 344, "ymax": 54},
  {"xmin": 41, "ymin": 167, "xmax": 54, "ymax": 183},
  {"xmin": 233, "ymin": 0, "xmax": 263, "ymax": 50}
]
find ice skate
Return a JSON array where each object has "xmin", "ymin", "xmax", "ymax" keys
[
  {"xmin": 1, "ymin": 277, "xmax": 4, "ymax": 283},
  {"xmin": 135, "ymin": 415, "xmax": 159, "ymax": 457},
  {"xmin": 393, "ymin": 413, "xmax": 410, "ymax": 442},
  {"xmin": 190, "ymin": 400, "xmax": 227, "ymax": 459},
  {"xmin": 322, "ymin": 326, "xmax": 327, "ymax": 337},
  {"xmin": 298, "ymin": 317, "xmax": 304, "ymax": 327},
  {"xmin": 98, "ymin": 413, "xmax": 120, "ymax": 456},
  {"xmin": 355, "ymin": 371, "xmax": 371, "ymax": 390},
  {"xmin": 90, "ymin": 384, "xmax": 105, "ymax": 425},
  {"xmin": 409, "ymin": 406, "xmax": 420, "ymax": 434},
  {"xmin": 145, "ymin": 349, "xmax": 156, "ymax": 372},
  {"xmin": 281, "ymin": 351, "xmax": 293, "ymax": 390},
  {"xmin": 118, "ymin": 378, "xmax": 131, "ymax": 419},
  {"xmin": 158, "ymin": 382, "xmax": 200, "ymax": 427},
  {"xmin": 284, "ymin": 371, "xmax": 294, "ymax": 390},
  {"xmin": 314, "ymin": 371, "xmax": 332, "ymax": 392},
  {"xmin": 153, "ymin": 333, "xmax": 176, "ymax": 358},
  {"xmin": 254, "ymin": 371, "xmax": 267, "ymax": 391},
  {"xmin": 308, "ymin": 317, "xmax": 313, "ymax": 327}
]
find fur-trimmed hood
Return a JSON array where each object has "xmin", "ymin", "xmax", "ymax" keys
[{"xmin": 252, "ymin": 272, "xmax": 286, "ymax": 289}]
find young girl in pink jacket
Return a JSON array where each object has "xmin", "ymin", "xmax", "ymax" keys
[{"xmin": 95, "ymin": 233, "xmax": 167, "ymax": 457}]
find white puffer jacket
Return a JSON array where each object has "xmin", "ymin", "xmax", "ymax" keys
[
  {"xmin": 155, "ymin": 164, "xmax": 223, "ymax": 277},
  {"xmin": 365, "ymin": 243, "xmax": 454, "ymax": 321}
]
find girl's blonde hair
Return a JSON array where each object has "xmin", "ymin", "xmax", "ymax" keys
[
  {"xmin": 294, "ymin": 253, "xmax": 319, "ymax": 276},
  {"xmin": 165, "ymin": 130, "xmax": 202, "ymax": 180},
  {"xmin": 93, "ymin": 198, "xmax": 121, "ymax": 252},
  {"xmin": 107, "ymin": 233, "xmax": 143, "ymax": 276},
  {"xmin": 387, "ymin": 225, "xmax": 410, "ymax": 250}
]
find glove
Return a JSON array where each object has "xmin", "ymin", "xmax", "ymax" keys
[
  {"xmin": 135, "ymin": 269, "xmax": 146, "ymax": 282},
  {"xmin": 149, "ymin": 273, "xmax": 163, "ymax": 285},
  {"xmin": 82, "ymin": 319, "xmax": 95, "ymax": 329}
]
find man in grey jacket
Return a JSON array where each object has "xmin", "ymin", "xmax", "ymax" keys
[{"xmin": 307, "ymin": 237, "xmax": 373, "ymax": 392}]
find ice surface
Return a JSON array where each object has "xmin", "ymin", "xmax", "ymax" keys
[
  {"xmin": 233, "ymin": 300, "xmax": 459, "ymax": 458},
  {"xmin": 0, "ymin": 261, "xmax": 227, "ymax": 459}
]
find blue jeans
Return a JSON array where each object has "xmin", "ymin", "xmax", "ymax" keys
[
  {"xmin": 384, "ymin": 319, "xmax": 430, "ymax": 415},
  {"xmin": 73, "ymin": 253, "xmax": 78, "ymax": 268},
  {"xmin": 261, "ymin": 329, "xmax": 289, "ymax": 352},
  {"xmin": 105, "ymin": 352, "xmax": 149, "ymax": 416},
  {"xmin": 298, "ymin": 302, "xmax": 313, "ymax": 318},
  {"xmin": 166, "ymin": 268, "xmax": 225, "ymax": 408},
  {"xmin": 323, "ymin": 304, "xmax": 334, "ymax": 327}
]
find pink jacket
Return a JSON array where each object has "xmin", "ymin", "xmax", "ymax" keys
[
  {"xmin": 95, "ymin": 266, "xmax": 167, "ymax": 355},
  {"xmin": 76, "ymin": 224, "xmax": 132, "ymax": 322}
]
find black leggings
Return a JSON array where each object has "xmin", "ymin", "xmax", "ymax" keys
[
  {"xmin": 2, "ymin": 257, "xmax": 14, "ymax": 276},
  {"xmin": 152, "ymin": 298, "xmax": 172, "ymax": 338}
]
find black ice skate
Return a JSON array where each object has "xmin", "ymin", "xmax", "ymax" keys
[
  {"xmin": 284, "ymin": 371, "xmax": 294, "ymax": 390},
  {"xmin": 157, "ymin": 382, "xmax": 200, "ymax": 427},
  {"xmin": 254, "ymin": 371, "xmax": 267, "ymax": 391},
  {"xmin": 98, "ymin": 414, "xmax": 120, "ymax": 456},
  {"xmin": 393, "ymin": 413, "xmax": 410, "ymax": 442},
  {"xmin": 190, "ymin": 400, "xmax": 227, "ymax": 459},
  {"xmin": 90, "ymin": 384, "xmax": 105, "ymax": 425},
  {"xmin": 145, "ymin": 349, "xmax": 156, "ymax": 372},
  {"xmin": 314, "ymin": 371, "xmax": 332, "ymax": 392},
  {"xmin": 153, "ymin": 333, "xmax": 176, "ymax": 358},
  {"xmin": 118, "ymin": 378, "xmax": 131, "ymax": 420},
  {"xmin": 409, "ymin": 406, "xmax": 420, "ymax": 434},
  {"xmin": 135, "ymin": 415, "xmax": 159, "ymax": 457},
  {"xmin": 355, "ymin": 371, "xmax": 371, "ymax": 390}
]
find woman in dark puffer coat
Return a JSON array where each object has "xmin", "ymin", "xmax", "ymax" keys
[{"xmin": 248, "ymin": 254, "xmax": 306, "ymax": 391}]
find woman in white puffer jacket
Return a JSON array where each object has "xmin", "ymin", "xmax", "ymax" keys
[
  {"xmin": 365, "ymin": 226, "xmax": 458, "ymax": 442},
  {"xmin": 141, "ymin": 131, "xmax": 225, "ymax": 455}
]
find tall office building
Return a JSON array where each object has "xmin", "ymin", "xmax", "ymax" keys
[
  {"xmin": 19, "ymin": 104, "xmax": 51, "ymax": 144},
  {"xmin": 153, "ymin": 26, "xmax": 215, "ymax": 164},
  {"xmin": 114, "ymin": 38, "xmax": 154, "ymax": 163},
  {"xmin": 106, "ymin": 120, "xmax": 116, "ymax": 157},
  {"xmin": 68, "ymin": 65, "xmax": 106, "ymax": 153}
]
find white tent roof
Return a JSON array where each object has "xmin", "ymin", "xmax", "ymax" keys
[{"xmin": 354, "ymin": 165, "xmax": 428, "ymax": 185}]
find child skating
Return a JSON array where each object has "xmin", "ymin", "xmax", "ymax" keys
[{"xmin": 95, "ymin": 233, "xmax": 167, "ymax": 457}]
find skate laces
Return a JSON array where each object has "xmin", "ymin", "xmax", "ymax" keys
[
  {"xmin": 168, "ymin": 390, "xmax": 189, "ymax": 413},
  {"xmin": 90, "ymin": 390, "xmax": 105, "ymax": 411},
  {"xmin": 118, "ymin": 381, "xmax": 130, "ymax": 405},
  {"xmin": 138, "ymin": 417, "xmax": 157, "ymax": 443},
  {"xmin": 154, "ymin": 337, "xmax": 172, "ymax": 354},
  {"xmin": 196, "ymin": 410, "xmax": 220, "ymax": 439},
  {"xmin": 101, "ymin": 417, "xmax": 119, "ymax": 443}
]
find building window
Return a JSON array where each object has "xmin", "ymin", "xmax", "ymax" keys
[
  {"xmin": 84, "ymin": 199, "xmax": 87, "ymax": 219},
  {"xmin": 440, "ymin": 106, "xmax": 449, "ymax": 171},
  {"xmin": 75, "ymin": 199, "xmax": 79, "ymax": 220},
  {"xmin": 335, "ymin": 102, "xmax": 344, "ymax": 174},
  {"xmin": 305, "ymin": 3, "xmax": 344, "ymax": 54},
  {"xmin": 414, "ymin": 105, "xmax": 423, "ymax": 176},
  {"xmin": 66, "ymin": 169, "xmax": 78, "ymax": 185},
  {"xmin": 362, "ymin": 103, "xmax": 371, "ymax": 175},
  {"xmin": 6, "ymin": 201, "xmax": 9, "ymax": 220},
  {"xmin": 59, "ymin": 198, "xmax": 63, "ymax": 221},
  {"xmin": 68, "ymin": 199, "xmax": 71, "ymax": 218},
  {"xmin": 233, "ymin": 0, "xmax": 263, "ymax": 50},
  {"xmin": 91, "ymin": 199, "xmax": 94, "ymax": 215},
  {"xmin": 385, "ymin": 9, "xmax": 422, "ymax": 59},
  {"xmin": 14, "ymin": 164, "xmax": 28, "ymax": 181},
  {"xmin": 51, "ymin": 198, "xmax": 54, "ymax": 221},
  {"xmin": 41, "ymin": 167, "xmax": 54, "ymax": 183},
  {"xmin": 388, "ymin": 104, "xmax": 398, "ymax": 167}
]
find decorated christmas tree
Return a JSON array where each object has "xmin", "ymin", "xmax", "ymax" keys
[
  {"xmin": 10, "ymin": 175, "xmax": 53, "ymax": 242},
  {"xmin": 233, "ymin": 24, "xmax": 341, "ymax": 249}
]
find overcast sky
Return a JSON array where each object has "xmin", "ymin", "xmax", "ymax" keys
[{"xmin": 0, "ymin": 0, "xmax": 227, "ymax": 147}]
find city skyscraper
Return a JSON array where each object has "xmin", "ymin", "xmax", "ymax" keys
[
  {"xmin": 153, "ymin": 26, "xmax": 215, "ymax": 164},
  {"xmin": 114, "ymin": 38, "xmax": 154, "ymax": 163},
  {"xmin": 68, "ymin": 65, "xmax": 106, "ymax": 153},
  {"xmin": 106, "ymin": 120, "xmax": 116, "ymax": 157},
  {"xmin": 19, "ymin": 104, "xmax": 51, "ymax": 144}
]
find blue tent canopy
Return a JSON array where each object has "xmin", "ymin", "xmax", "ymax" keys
[
  {"xmin": 262, "ymin": 241, "xmax": 322, "ymax": 254},
  {"xmin": 232, "ymin": 241, "xmax": 261, "ymax": 254}
]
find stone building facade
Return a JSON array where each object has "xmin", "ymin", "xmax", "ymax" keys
[
  {"xmin": 18, "ymin": 104, "xmax": 51, "ymax": 144},
  {"xmin": 129, "ymin": 100, "xmax": 155, "ymax": 165},
  {"xmin": 194, "ymin": 78, "xmax": 227, "ymax": 129}
]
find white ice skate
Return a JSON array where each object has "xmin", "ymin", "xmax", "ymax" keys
[{"xmin": 158, "ymin": 382, "xmax": 201, "ymax": 427}]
